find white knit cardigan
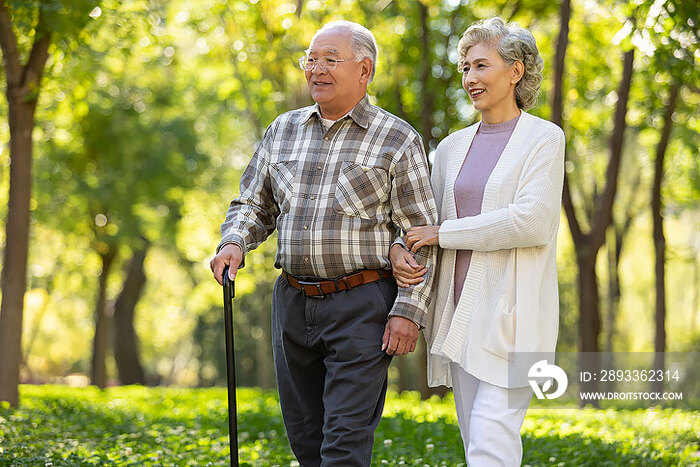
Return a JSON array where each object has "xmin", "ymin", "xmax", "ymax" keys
[{"xmin": 426, "ymin": 111, "xmax": 565, "ymax": 389}]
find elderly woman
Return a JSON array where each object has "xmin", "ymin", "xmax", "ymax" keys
[{"xmin": 391, "ymin": 17, "xmax": 564, "ymax": 465}]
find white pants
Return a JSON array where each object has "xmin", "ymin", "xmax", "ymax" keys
[{"xmin": 450, "ymin": 362, "xmax": 533, "ymax": 466}]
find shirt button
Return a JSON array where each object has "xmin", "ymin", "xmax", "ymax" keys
[
  {"xmin": 303, "ymin": 226, "xmax": 308, "ymax": 230},
  {"xmin": 310, "ymin": 195, "xmax": 316, "ymax": 200},
  {"xmin": 323, "ymin": 136, "xmax": 329, "ymax": 141},
  {"xmin": 317, "ymin": 165, "xmax": 322, "ymax": 170},
  {"xmin": 304, "ymin": 257, "xmax": 309, "ymax": 262}
]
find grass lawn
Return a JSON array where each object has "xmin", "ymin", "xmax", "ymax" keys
[{"xmin": 0, "ymin": 385, "xmax": 697, "ymax": 466}]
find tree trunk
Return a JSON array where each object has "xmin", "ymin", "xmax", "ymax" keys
[
  {"xmin": 91, "ymin": 249, "xmax": 117, "ymax": 388},
  {"xmin": 0, "ymin": 3, "xmax": 52, "ymax": 407},
  {"xmin": 650, "ymin": 83, "xmax": 678, "ymax": 394},
  {"xmin": 576, "ymin": 250, "xmax": 601, "ymax": 354},
  {"xmin": 0, "ymin": 98, "xmax": 34, "ymax": 407},
  {"xmin": 113, "ymin": 245, "xmax": 148, "ymax": 385},
  {"xmin": 605, "ymin": 228, "xmax": 619, "ymax": 355},
  {"xmin": 576, "ymin": 249, "xmax": 601, "ymax": 406},
  {"xmin": 603, "ymin": 228, "xmax": 619, "ymax": 393},
  {"xmin": 588, "ymin": 49, "xmax": 635, "ymax": 250}
]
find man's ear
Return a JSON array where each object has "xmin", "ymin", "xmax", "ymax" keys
[
  {"xmin": 359, "ymin": 58, "xmax": 373, "ymax": 83},
  {"xmin": 511, "ymin": 60, "xmax": 525, "ymax": 85}
]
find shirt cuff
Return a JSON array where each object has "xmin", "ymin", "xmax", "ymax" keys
[
  {"xmin": 388, "ymin": 302, "xmax": 426, "ymax": 329},
  {"xmin": 391, "ymin": 237, "xmax": 408, "ymax": 251}
]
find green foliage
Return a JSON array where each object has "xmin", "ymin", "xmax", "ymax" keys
[
  {"xmin": 0, "ymin": 385, "xmax": 697, "ymax": 466},
  {"xmin": 4, "ymin": 0, "xmax": 100, "ymax": 77},
  {"xmin": 34, "ymin": 0, "xmax": 206, "ymax": 250}
]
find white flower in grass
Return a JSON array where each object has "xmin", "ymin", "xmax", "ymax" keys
[
  {"xmin": 384, "ymin": 439, "xmax": 393, "ymax": 447},
  {"xmin": 426, "ymin": 443, "xmax": 434, "ymax": 452}
]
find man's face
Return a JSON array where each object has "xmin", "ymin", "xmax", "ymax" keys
[{"xmin": 305, "ymin": 28, "xmax": 370, "ymax": 119}]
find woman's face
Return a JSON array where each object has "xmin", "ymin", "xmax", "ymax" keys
[{"xmin": 461, "ymin": 41, "xmax": 519, "ymax": 117}]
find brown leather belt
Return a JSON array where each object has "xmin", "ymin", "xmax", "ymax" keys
[{"xmin": 282, "ymin": 269, "xmax": 393, "ymax": 298}]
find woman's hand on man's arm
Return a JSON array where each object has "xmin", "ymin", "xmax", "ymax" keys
[
  {"xmin": 405, "ymin": 225, "xmax": 440, "ymax": 253},
  {"xmin": 390, "ymin": 243, "xmax": 428, "ymax": 288}
]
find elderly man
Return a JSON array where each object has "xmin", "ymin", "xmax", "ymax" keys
[{"xmin": 210, "ymin": 20, "xmax": 436, "ymax": 466}]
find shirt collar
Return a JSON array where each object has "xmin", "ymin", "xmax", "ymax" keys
[{"xmin": 301, "ymin": 95, "xmax": 372, "ymax": 129}]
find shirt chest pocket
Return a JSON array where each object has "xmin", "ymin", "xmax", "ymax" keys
[
  {"xmin": 269, "ymin": 160, "xmax": 298, "ymax": 213},
  {"xmin": 333, "ymin": 162, "xmax": 390, "ymax": 220}
]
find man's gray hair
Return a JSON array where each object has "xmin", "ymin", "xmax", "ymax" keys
[
  {"xmin": 312, "ymin": 20, "xmax": 378, "ymax": 82},
  {"xmin": 458, "ymin": 17, "xmax": 544, "ymax": 110}
]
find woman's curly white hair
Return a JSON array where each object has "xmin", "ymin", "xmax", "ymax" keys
[{"xmin": 458, "ymin": 17, "xmax": 544, "ymax": 110}]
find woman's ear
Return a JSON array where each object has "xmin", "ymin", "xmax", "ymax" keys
[{"xmin": 511, "ymin": 60, "xmax": 525, "ymax": 85}]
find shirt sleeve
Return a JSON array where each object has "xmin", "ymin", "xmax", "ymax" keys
[
  {"xmin": 217, "ymin": 124, "xmax": 280, "ymax": 262},
  {"xmin": 438, "ymin": 127, "xmax": 565, "ymax": 251},
  {"xmin": 387, "ymin": 135, "xmax": 439, "ymax": 328}
]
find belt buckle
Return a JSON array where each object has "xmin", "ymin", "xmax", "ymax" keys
[{"xmin": 297, "ymin": 280, "xmax": 325, "ymax": 299}]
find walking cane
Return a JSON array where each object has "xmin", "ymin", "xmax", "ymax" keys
[{"xmin": 222, "ymin": 266, "xmax": 239, "ymax": 467}]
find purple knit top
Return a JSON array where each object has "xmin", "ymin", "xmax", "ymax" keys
[{"xmin": 453, "ymin": 115, "xmax": 520, "ymax": 305}]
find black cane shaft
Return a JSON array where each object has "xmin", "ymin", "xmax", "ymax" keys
[{"xmin": 223, "ymin": 267, "xmax": 238, "ymax": 467}]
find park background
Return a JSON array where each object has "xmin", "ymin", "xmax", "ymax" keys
[{"xmin": 0, "ymin": 0, "xmax": 698, "ymax": 465}]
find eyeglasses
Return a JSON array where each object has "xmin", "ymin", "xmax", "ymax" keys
[{"xmin": 298, "ymin": 55, "xmax": 354, "ymax": 71}]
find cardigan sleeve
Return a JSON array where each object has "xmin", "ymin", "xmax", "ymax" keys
[{"xmin": 438, "ymin": 126, "xmax": 564, "ymax": 251}]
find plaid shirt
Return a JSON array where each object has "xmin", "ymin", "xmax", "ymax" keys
[{"xmin": 219, "ymin": 96, "xmax": 437, "ymax": 326}]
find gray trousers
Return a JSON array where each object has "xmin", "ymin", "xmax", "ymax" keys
[{"xmin": 272, "ymin": 273, "xmax": 397, "ymax": 467}]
